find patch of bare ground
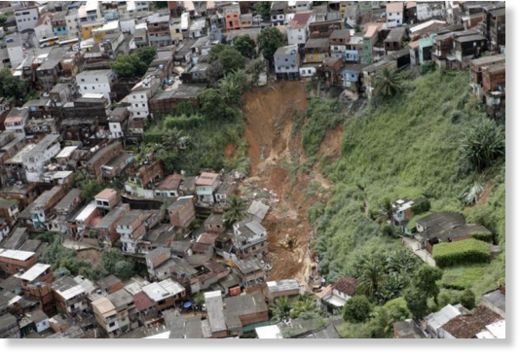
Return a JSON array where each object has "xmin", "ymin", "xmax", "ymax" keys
[{"xmin": 242, "ymin": 81, "xmax": 333, "ymax": 287}]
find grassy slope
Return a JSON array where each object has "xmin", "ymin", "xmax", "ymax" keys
[{"xmin": 315, "ymin": 70, "xmax": 505, "ymax": 297}]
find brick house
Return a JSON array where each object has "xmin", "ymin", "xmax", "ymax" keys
[{"xmin": 168, "ymin": 196, "xmax": 196, "ymax": 229}]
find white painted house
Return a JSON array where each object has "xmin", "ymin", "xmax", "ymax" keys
[
  {"xmin": 14, "ymin": 6, "xmax": 39, "ymax": 32},
  {"xmin": 5, "ymin": 33, "xmax": 25, "ymax": 68},
  {"xmin": 386, "ymin": 2, "xmax": 404, "ymax": 28},
  {"xmin": 122, "ymin": 76, "xmax": 160, "ymax": 120},
  {"xmin": 287, "ymin": 11, "xmax": 313, "ymax": 47},
  {"xmin": 22, "ymin": 134, "xmax": 61, "ymax": 182},
  {"xmin": 65, "ymin": 9, "xmax": 79, "ymax": 37},
  {"xmin": 76, "ymin": 69, "xmax": 115, "ymax": 103}
]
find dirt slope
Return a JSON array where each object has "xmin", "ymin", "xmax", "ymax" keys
[{"xmin": 242, "ymin": 81, "xmax": 331, "ymax": 286}]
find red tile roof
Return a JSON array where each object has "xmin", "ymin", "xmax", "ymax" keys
[
  {"xmin": 157, "ymin": 174, "xmax": 183, "ymax": 190},
  {"xmin": 442, "ymin": 306, "xmax": 502, "ymax": 338},
  {"xmin": 134, "ymin": 291, "xmax": 154, "ymax": 311},
  {"xmin": 290, "ymin": 11, "xmax": 313, "ymax": 27},
  {"xmin": 334, "ymin": 276, "xmax": 358, "ymax": 296}
]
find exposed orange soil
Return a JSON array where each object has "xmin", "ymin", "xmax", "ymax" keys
[{"xmin": 242, "ymin": 81, "xmax": 332, "ymax": 286}]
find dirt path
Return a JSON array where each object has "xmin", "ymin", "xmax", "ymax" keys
[{"xmin": 242, "ymin": 81, "xmax": 331, "ymax": 286}]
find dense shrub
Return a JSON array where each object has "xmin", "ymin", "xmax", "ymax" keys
[
  {"xmin": 432, "ymin": 239, "xmax": 491, "ymax": 267},
  {"xmin": 411, "ymin": 197, "xmax": 431, "ymax": 215},
  {"xmin": 343, "ymin": 295, "xmax": 373, "ymax": 323},
  {"xmin": 460, "ymin": 118, "xmax": 505, "ymax": 172},
  {"xmin": 472, "ymin": 231, "xmax": 494, "ymax": 243},
  {"xmin": 164, "ymin": 114, "xmax": 205, "ymax": 129}
]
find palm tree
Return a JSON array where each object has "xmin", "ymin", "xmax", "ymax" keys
[
  {"xmin": 290, "ymin": 295, "xmax": 319, "ymax": 319},
  {"xmin": 270, "ymin": 296, "xmax": 291, "ymax": 322},
  {"xmin": 355, "ymin": 254, "xmax": 386, "ymax": 301},
  {"xmin": 374, "ymin": 67, "xmax": 401, "ymax": 98},
  {"xmin": 223, "ymin": 195, "xmax": 247, "ymax": 226}
]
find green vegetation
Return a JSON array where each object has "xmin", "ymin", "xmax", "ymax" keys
[
  {"xmin": 309, "ymin": 70, "xmax": 504, "ymax": 335},
  {"xmin": 300, "ymin": 98, "xmax": 344, "ymax": 161},
  {"xmin": 0, "ymin": 69, "xmax": 29, "ymax": 102},
  {"xmin": 209, "ymin": 44, "xmax": 246, "ymax": 76},
  {"xmin": 269, "ymin": 295, "xmax": 322, "ymax": 323},
  {"xmin": 270, "ymin": 296, "xmax": 292, "ymax": 322},
  {"xmin": 343, "ymin": 295, "xmax": 372, "ymax": 323},
  {"xmin": 351, "ymin": 247, "xmax": 419, "ymax": 304},
  {"xmin": 257, "ymin": 27, "xmax": 284, "ymax": 65},
  {"xmin": 112, "ymin": 46, "xmax": 157, "ymax": 79},
  {"xmin": 41, "ymin": 237, "xmax": 137, "ymax": 281},
  {"xmin": 233, "ymin": 35, "xmax": 257, "ymax": 59},
  {"xmin": 460, "ymin": 117, "xmax": 505, "ymax": 172},
  {"xmin": 404, "ymin": 265, "xmax": 443, "ymax": 320},
  {"xmin": 314, "ymin": 70, "xmax": 504, "ymax": 281},
  {"xmin": 223, "ymin": 195, "xmax": 247, "ymax": 227},
  {"xmin": 373, "ymin": 67, "xmax": 402, "ymax": 99},
  {"xmin": 289, "ymin": 294, "xmax": 321, "ymax": 319},
  {"xmin": 255, "ymin": 1, "xmax": 272, "ymax": 19},
  {"xmin": 339, "ymin": 297, "xmax": 411, "ymax": 338},
  {"xmin": 77, "ymin": 178, "xmax": 108, "ymax": 201},
  {"xmin": 460, "ymin": 288, "xmax": 476, "ymax": 309},
  {"xmin": 143, "ymin": 71, "xmax": 250, "ymax": 175},
  {"xmin": 432, "ymin": 239, "xmax": 491, "ymax": 267}
]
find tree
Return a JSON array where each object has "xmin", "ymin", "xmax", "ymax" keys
[
  {"xmin": 270, "ymin": 296, "xmax": 291, "ymax": 322},
  {"xmin": 255, "ymin": 1, "xmax": 271, "ymax": 19},
  {"xmin": 219, "ymin": 72, "xmax": 245, "ymax": 106},
  {"xmin": 233, "ymin": 35, "xmax": 256, "ymax": 58},
  {"xmin": 207, "ymin": 60, "xmax": 224, "ymax": 84},
  {"xmin": 135, "ymin": 46, "xmax": 157, "ymax": 65},
  {"xmin": 354, "ymin": 254, "xmax": 386, "ymax": 301},
  {"xmin": 209, "ymin": 45, "xmax": 246, "ymax": 76},
  {"xmin": 223, "ymin": 195, "xmax": 247, "ymax": 226},
  {"xmin": 290, "ymin": 295, "xmax": 320, "ymax": 319},
  {"xmin": 413, "ymin": 265, "xmax": 443, "ymax": 304},
  {"xmin": 199, "ymin": 88, "xmax": 240, "ymax": 122},
  {"xmin": 247, "ymin": 57, "xmax": 266, "ymax": 86},
  {"xmin": 114, "ymin": 260, "xmax": 135, "ymax": 280},
  {"xmin": 79, "ymin": 179, "xmax": 106, "ymax": 201},
  {"xmin": 343, "ymin": 295, "xmax": 373, "ymax": 323},
  {"xmin": 404, "ymin": 287, "xmax": 429, "ymax": 320},
  {"xmin": 101, "ymin": 248, "xmax": 126, "ymax": 274},
  {"xmin": 374, "ymin": 67, "xmax": 402, "ymax": 98},
  {"xmin": 461, "ymin": 118, "xmax": 505, "ymax": 172},
  {"xmin": 378, "ymin": 197, "xmax": 393, "ymax": 223},
  {"xmin": 112, "ymin": 46, "xmax": 157, "ymax": 79},
  {"xmin": 382, "ymin": 297, "xmax": 411, "ymax": 321},
  {"xmin": 460, "ymin": 289, "xmax": 476, "ymax": 310},
  {"xmin": 0, "ymin": 69, "xmax": 28, "ymax": 101},
  {"xmin": 258, "ymin": 27, "xmax": 284, "ymax": 65}
]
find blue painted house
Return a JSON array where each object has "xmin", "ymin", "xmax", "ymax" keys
[
  {"xmin": 340, "ymin": 64, "xmax": 364, "ymax": 92},
  {"xmin": 51, "ymin": 11, "xmax": 68, "ymax": 37}
]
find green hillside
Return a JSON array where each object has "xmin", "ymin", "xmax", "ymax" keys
[{"xmin": 312, "ymin": 70, "xmax": 505, "ymax": 299}]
